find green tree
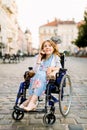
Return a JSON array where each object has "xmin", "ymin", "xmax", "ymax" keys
[{"xmin": 74, "ymin": 11, "xmax": 87, "ymax": 48}]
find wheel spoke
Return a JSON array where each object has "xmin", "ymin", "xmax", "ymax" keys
[
  {"xmin": 59, "ymin": 74, "xmax": 72, "ymax": 117},
  {"xmin": 43, "ymin": 113, "xmax": 56, "ymax": 125},
  {"xmin": 12, "ymin": 109, "xmax": 24, "ymax": 120}
]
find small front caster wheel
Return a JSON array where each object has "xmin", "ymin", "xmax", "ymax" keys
[
  {"xmin": 12, "ymin": 109, "xmax": 24, "ymax": 120},
  {"xmin": 43, "ymin": 113, "xmax": 56, "ymax": 125}
]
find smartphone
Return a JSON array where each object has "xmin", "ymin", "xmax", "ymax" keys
[{"xmin": 40, "ymin": 50, "xmax": 45, "ymax": 55}]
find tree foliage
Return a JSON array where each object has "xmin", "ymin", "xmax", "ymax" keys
[{"xmin": 74, "ymin": 11, "xmax": 87, "ymax": 48}]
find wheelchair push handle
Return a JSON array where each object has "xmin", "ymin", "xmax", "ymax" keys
[{"xmin": 28, "ymin": 67, "xmax": 33, "ymax": 70}]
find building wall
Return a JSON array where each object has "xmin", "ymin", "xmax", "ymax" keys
[
  {"xmin": 57, "ymin": 24, "xmax": 78, "ymax": 52},
  {"xmin": 39, "ymin": 19, "xmax": 78, "ymax": 53},
  {"xmin": 0, "ymin": 0, "xmax": 18, "ymax": 55},
  {"xmin": 25, "ymin": 30, "xmax": 32, "ymax": 55},
  {"xmin": 0, "ymin": 0, "xmax": 33, "ymax": 55}
]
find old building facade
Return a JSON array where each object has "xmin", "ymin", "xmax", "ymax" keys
[
  {"xmin": 0, "ymin": 0, "xmax": 19, "ymax": 55},
  {"xmin": 0, "ymin": 0, "xmax": 32, "ymax": 56},
  {"xmin": 39, "ymin": 18, "xmax": 78, "ymax": 53},
  {"xmin": 25, "ymin": 29, "xmax": 32, "ymax": 55}
]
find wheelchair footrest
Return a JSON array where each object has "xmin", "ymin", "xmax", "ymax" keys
[
  {"xmin": 28, "ymin": 109, "xmax": 46, "ymax": 113},
  {"xmin": 14, "ymin": 106, "xmax": 46, "ymax": 113}
]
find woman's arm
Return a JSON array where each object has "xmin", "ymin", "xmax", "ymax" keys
[
  {"xmin": 55, "ymin": 55, "xmax": 62, "ymax": 68},
  {"xmin": 46, "ymin": 55, "xmax": 61, "ymax": 76},
  {"xmin": 46, "ymin": 66, "xmax": 60, "ymax": 75},
  {"xmin": 33, "ymin": 51, "xmax": 45, "ymax": 72},
  {"xmin": 36, "ymin": 53, "xmax": 42, "ymax": 64},
  {"xmin": 33, "ymin": 54, "xmax": 41, "ymax": 72}
]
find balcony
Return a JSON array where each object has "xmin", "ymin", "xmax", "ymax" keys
[{"xmin": 2, "ymin": 0, "xmax": 17, "ymax": 14}]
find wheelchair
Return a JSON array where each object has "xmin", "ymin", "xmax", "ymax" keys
[{"xmin": 12, "ymin": 53, "xmax": 72, "ymax": 125}]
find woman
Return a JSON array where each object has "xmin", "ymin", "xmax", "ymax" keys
[{"xmin": 19, "ymin": 39, "xmax": 61, "ymax": 111}]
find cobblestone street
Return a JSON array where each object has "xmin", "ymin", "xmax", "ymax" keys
[{"xmin": 0, "ymin": 56, "xmax": 87, "ymax": 130}]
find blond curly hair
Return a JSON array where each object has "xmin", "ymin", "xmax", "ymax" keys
[{"xmin": 40, "ymin": 40, "xmax": 60, "ymax": 60}]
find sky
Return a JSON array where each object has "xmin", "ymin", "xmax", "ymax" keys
[{"xmin": 15, "ymin": 0, "xmax": 87, "ymax": 48}]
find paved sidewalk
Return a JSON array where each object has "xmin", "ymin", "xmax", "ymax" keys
[{"xmin": 0, "ymin": 57, "xmax": 87, "ymax": 130}]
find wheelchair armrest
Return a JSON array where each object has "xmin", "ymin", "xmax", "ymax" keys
[
  {"xmin": 56, "ymin": 68, "xmax": 67, "ymax": 78},
  {"xmin": 59, "ymin": 68, "xmax": 67, "ymax": 72},
  {"xmin": 55, "ymin": 68, "xmax": 67, "ymax": 86}
]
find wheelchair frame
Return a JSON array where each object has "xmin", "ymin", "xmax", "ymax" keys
[{"xmin": 12, "ymin": 53, "xmax": 72, "ymax": 126}]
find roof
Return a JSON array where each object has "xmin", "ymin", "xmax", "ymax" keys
[{"xmin": 40, "ymin": 18, "xmax": 76, "ymax": 27}]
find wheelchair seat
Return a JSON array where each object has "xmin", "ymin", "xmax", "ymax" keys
[{"xmin": 46, "ymin": 68, "xmax": 67, "ymax": 95}]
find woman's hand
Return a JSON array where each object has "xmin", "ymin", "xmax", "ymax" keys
[
  {"xmin": 46, "ymin": 67, "xmax": 60, "ymax": 80},
  {"xmin": 46, "ymin": 67, "xmax": 53, "ymax": 75},
  {"xmin": 37, "ymin": 50, "xmax": 45, "ymax": 64},
  {"xmin": 46, "ymin": 66, "xmax": 60, "ymax": 76},
  {"xmin": 40, "ymin": 50, "xmax": 45, "ymax": 55}
]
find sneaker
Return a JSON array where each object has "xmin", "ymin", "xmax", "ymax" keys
[{"xmin": 19, "ymin": 104, "xmax": 24, "ymax": 109}]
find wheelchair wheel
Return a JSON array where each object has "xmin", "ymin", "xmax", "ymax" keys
[
  {"xmin": 43, "ymin": 113, "xmax": 56, "ymax": 125},
  {"xmin": 12, "ymin": 109, "xmax": 24, "ymax": 120},
  {"xmin": 59, "ymin": 74, "xmax": 72, "ymax": 117}
]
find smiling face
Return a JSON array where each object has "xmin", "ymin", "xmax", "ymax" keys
[
  {"xmin": 42, "ymin": 41, "xmax": 54, "ymax": 57},
  {"xmin": 41, "ymin": 40, "xmax": 60, "ymax": 59}
]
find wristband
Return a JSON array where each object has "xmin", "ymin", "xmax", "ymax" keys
[{"xmin": 36, "ymin": 62, "xmax": 41, "ymax": 64}]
